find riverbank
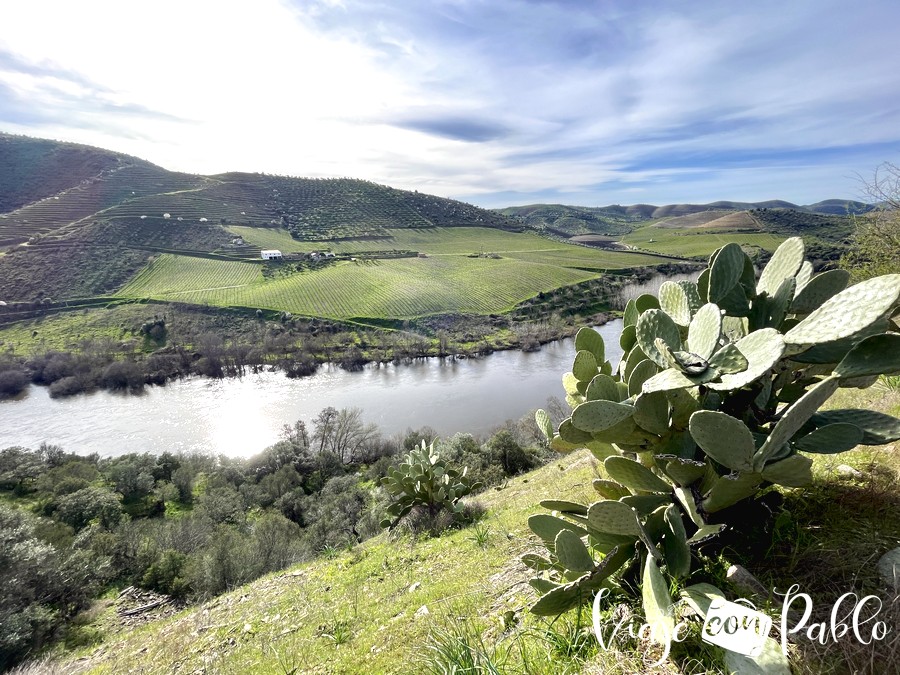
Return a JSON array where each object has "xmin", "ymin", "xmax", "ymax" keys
[
  {"xmin": 0, "ymin": 320, "xmax": 625, "ymax": 457},
  {"xmin": 0, "ymin": 299, "xmax": 613, "ymax": 401}
]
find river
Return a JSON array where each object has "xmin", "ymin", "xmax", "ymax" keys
[{"xmin": 0, "ymin": 320, "xmax": 624, "ymax": 457}]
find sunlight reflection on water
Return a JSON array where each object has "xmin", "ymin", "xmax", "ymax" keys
[{"xmin": 0, "ymin": 321, "xmax": 623, "ymax": 457}]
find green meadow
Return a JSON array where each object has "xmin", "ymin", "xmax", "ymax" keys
[
  {"xmin": 115, "ymin": 227, "xmax": 673, "ymax": 319},
  {"xmin": 118, "ymin": 253, "xmax": 603, "ymax": 319}
]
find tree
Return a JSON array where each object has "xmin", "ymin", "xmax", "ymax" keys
[
  {"xmin": 313, "ymin": 407, "xmax": 379, "ymax": 463},
  {"xmin": 842, "ymin": 161, "xmax": 900, "ymax": 280},
  {"xmin": 53, "ymin": 487, "xmax": 123, "ymax": 530}
]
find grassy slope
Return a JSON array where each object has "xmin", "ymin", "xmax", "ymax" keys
[
  {"xmin": 76, "ymin": 452, "xmax": 606, "ymax": 675},
  {"xmin": 68, "ymin": 385, "xmax": 900, "ymax": 675},
  {"xmin": 621, "ymin": 221, "xmax": 786, "ymax": 257},
  {"xmin": 227, "ymin": 225, "xmax": 674, "ymax": 265},
  {"xmin": 117, "ymin": 253, "xmax": 600, "ymax": 319}
]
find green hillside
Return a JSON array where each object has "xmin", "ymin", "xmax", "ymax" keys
[
  {"xmin": 53, "ymin": 380, "xmax": 900, "ymax": 675},
  {"xmin": 0, "ymin": 132, "xmax": 863, "ymax": 340}
]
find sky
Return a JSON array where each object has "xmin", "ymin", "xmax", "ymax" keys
[{"xmin": 1, "ymin": 0, "xmax": 899, "ymax": 208}]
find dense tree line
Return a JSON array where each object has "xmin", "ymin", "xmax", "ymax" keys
[{"xmin": 0, "ymin": 406, "xmax": 551, "ymax": 668}]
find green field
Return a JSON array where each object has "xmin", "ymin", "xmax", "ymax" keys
[
  {"xmin": 228, "ymin": 225, "xmax": 674, "ymax": 262},
  {"xmin": 117, "ymin": 253, "xmax": 601, "ymax": 318},
  {"xmin": 621, "ymin": 224, "xmax": 787, "ymax": 257}
]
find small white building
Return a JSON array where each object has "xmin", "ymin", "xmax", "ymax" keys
[{"xmin": 261, "ymin": 249, "xmax": 283, "ymax": 260}]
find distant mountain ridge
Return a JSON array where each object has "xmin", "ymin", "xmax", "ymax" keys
[
  {"xmin": 501, "ymin": 198, "xmax": 873, "ymax": 221},
  {"xmin": 499, "ymin": 198, "xmax": 872, "ymax": 240}
]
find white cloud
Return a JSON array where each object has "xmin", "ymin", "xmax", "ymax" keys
[{"xmin": 0, "ymin": 0, "xmax": 899, "ymax": 206}]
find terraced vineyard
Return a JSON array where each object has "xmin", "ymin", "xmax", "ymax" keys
[
  {"xmin": 116, "ymin": 253, "xmax": 600, "ymax": 318},
  {"xmin": 102, "ymin": 179, "xmax": 277, "ymax": 225},
  {"xmin": 120, "ymin": 255, "xmax": 262, "ymax": 297},
  {"xmin": 621, "ymin": 224, "xmax": 787, "ymax": 257},
  {"xmin": 0, "ymin": 163, "xmax": 210, "ymax": 246},
  {"xmin": 227, "ymin": 225, "xmax": 675, "ymax": 264}
]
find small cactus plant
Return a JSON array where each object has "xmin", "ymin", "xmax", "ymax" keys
[
  {"xmin": 528, "ymin": 237, "xmax": 900, "ymax": 667},
  {"xmin": 379, "ymin": 440, "xmax": 481, "ymax": 530}
]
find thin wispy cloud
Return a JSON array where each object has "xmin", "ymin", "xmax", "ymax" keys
[{"xmin": 0, "ymin": 0, "xmax": 898, "ymax": 207}]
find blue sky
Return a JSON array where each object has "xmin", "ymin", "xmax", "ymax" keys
[{"xmin": 1, "ymin": 0, "xmax": 898, "ymax": 208}]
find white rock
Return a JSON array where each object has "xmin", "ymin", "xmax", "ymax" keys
[
  {"xmin": 408, "ymin": 582, "xmax": 421, "ymax": 593},
  {"xmin": 415, "ymin": 605, "xmax": 430, "ymax": 617},
  {"xmin": 836, "ymin": 464, "xmax": 863, "ymax": 479},
  {"xmin": 878, "ymin": 547, "xmax": 900, "ymax": 590}
]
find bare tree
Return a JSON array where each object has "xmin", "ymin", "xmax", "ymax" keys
[{"xmin": 843, "ymin": 162, "xmax": 900, "ymax": 280}]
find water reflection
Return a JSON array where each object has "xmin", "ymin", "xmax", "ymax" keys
[{"xmin": 0, "ymin": 321, "xmax": 624, "ymax": 457}]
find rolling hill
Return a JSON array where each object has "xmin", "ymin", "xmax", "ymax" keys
[
  {"xmin": 0, "ymin": 132, "xmax": 866, "ymax": 326},
  {"xmin": 0, "ymin": 133, "xmax": 675, "ymax": 325}
]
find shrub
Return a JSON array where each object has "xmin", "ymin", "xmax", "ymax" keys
[
  {"xmin": 0, "ymin": 368, "xmax": 27, "ymax": 398},
  {"xmin": 528, "ymin": 238, "xmax": 900, "ymax": 669},
  {"xmin": 99, "ymin": 361, "xmax": 144, "ymax": 391},
  {"xmin": 53, "ymin": 487, "xmax": 122, "ymax": 531},
  {"xmin": 47, "ymin": 375, "xmax": 87, "ymax": 398},
  {"xmin": 380, "ymin": 440, "xmax": 481, "ymax": 532},
  {"xmin": 142, "ymin": 549, "xmax": 189, "ymax": 597}
]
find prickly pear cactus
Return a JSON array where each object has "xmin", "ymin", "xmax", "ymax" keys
[
  {"xmin": 379, "ymin": 440, "xmax": 481, "ymax": 529},
  {"xmin": 527, "ymin": 237, "xmax": 900, "ymax": 666}
]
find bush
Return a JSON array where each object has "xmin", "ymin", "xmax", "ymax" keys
[
  {"xmin": 48, "ymin": 375, "xmax": 87, "ymax": 398},
  {"xmin": 142, "ymin": 549, "xmax": 189, "ymax": 597},
  {"xmin": 53, "ymin": 487, "xmax": 122, "ymax": 531},
  {"xmin": 99, "ymin": 361, "xmax": 144, "ymax": 391},
  {"xmin": 0, "ymin": 368, "xmax": 27, "ymax": 398},
  {"xmin": 380, "ymin": 441, "xmax": 481, "ymax": 532}
]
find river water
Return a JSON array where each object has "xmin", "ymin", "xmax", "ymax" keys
[{"xmin": 0, "ymin": 320, "xmax": 624, "ymax": 457}]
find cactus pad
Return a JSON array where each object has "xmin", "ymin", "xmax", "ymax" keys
[
  {"xmin": 790, "ymin": 268, "xmax": 850, "ymax": 314},
  {"xmin": 628, "ymin": 359, "xmax": 659, "ymax": 397},
  {"xmin": 663, "ymin": 504, "xmax": 691, "ymax": 578},
  {"xmin": 708, "ymin": 242, "xmax": 745, "ymax": 303},
  {"xmin": 794, "ymin": 423, "xmax": 864, "ymax": 454},
  {"xmin": 755, "ymin": 377, "xmax": 839, "ymax": 466},
  {"xmin": 658, "ymin": 455, "xmax": 708, "ymax": 486},
  {"xmin": 636, "ymin": 309, "xmax": 683, "ymax": 368},
  {"xmin": 593, "ymin": 479, "xmax": 632, "ymax": 500},
  {"xmin": 659, "ymin": 281, "xmax": 693, "ymax": 326},
  {"xmin": 642, "ymin": 556, "xmax": 676, "ymax": 644},
  {"xmin": 604, "ymin": 456, "xmax": 672, "ymax": 493},
  {"xmin": 554, "ymin": 529, "xmax": 595, "ymax": 573},
  {"xmin": 709, "ymin": 328, "xmax": 784, "ymax": 391},
  {"xmin": 540, "ymin": 500, "xmax": 589, "ymax": 515},
  {"xmin": 572, "ymin": 349, "xmax": 599, "ymax": 383},
  {"xmin": 707, "ymin": 343, "xmax": 749, "ymax": 374},
  {"xmin": 757, "ymin": 236, "xmax": 804, "ymax": 296},
  {"xmin": 571, "ymin": 400, "xmax": 635, "ymax": 433},
  {"xmin": 687, "ymin": 303, "xmax": 722, "ymax": 359},
  {"xmin": 810, "ymin": 409, "xmax": 900, "ymax": 445},
  {"xmin": 761, "ymin": 454, "xmax": 813, "ymax": 487},
  {"xmin": 528, "ymin": 513, "xmax": 589, "ymax": 543},
  {"xmin": 586, "ymin": 373, "xmax": 620, "ymax": 402},
  {"xmin": 702, "ymin": 472, "xmax": 763, "ymax": 513},
  {"xmin": 575, "ymin": 326, "xmax": 606, "ymax": 363},
  {"xmin": 535, "ymin": 409, "xmax": 554, "ymax": 441},
  {"xmin": 587, "ymin": 499, "xmax": 643, "ymax": 536},
  {"xmin": 783, "ymin": 274, "xmax": 900, "ymax": 347},
  {"xmin": 530, "ymin": 583, "xmax": 583, "ymax": 616},
  {"xmin": 634, "ymin": 391, "xmax": 670, "ymax": 435},
  {"xmin": 833, "ymin": 333, "xmax": 900, "ymax": 379},
  {"xmin": 689, "ymin": 411, "xmax": 757, "ymax": 472}
]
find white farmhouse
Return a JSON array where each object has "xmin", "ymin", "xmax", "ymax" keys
[{"xmin": 261, "ymin": 249, "xmax": 283, "ymax": 260}]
